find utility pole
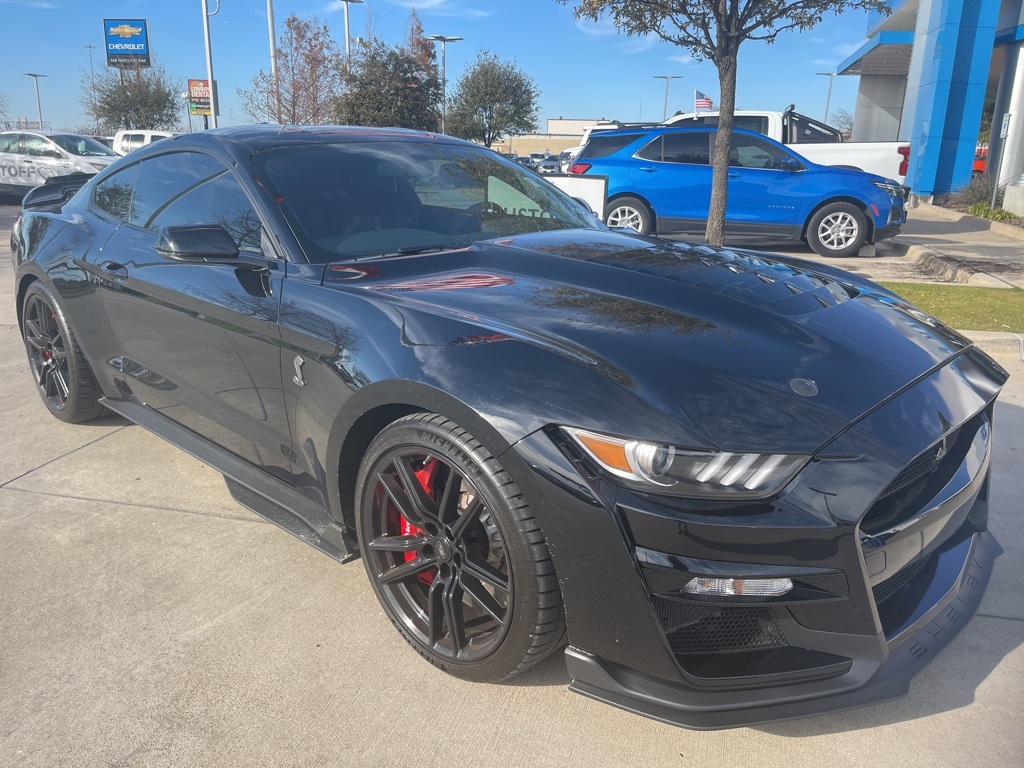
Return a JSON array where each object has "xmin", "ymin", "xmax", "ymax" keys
[
  {"xmin": 653, "ymin": 75, "xmax": 682, "ymax": 121},
  {"xmin": 24, "ymin": 73, "xmax": 48, "ymax": 129},
  {"xmin": 428, "ymin": 34, "xmax": 463, "ymax": 134},
  {"xmin": 201, "ymin": 0, "xmax": 220, "ymax": 128},
  {"xmin": 337, "ymin": 0, "xmax": 365, "ymax": 64},
  {"xmin": 816, "ymin": 72, "xmax": 836, "ymax": 123},
  {"xmin": 85, "ymin": 45, "xmax": 97, "ymax": 117},
  {"xmin": 267, "ymin": 0, "xmax": 281, "ymax": 122}
]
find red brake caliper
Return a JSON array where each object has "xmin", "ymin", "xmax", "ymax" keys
[{"xmin": 403, "ymin": 458, "xmax": 439, "ymax": 585}]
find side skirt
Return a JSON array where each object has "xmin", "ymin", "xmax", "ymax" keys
[{"xmin": 100, "ymin": 396, "xmax": 359, "ymax": 563}]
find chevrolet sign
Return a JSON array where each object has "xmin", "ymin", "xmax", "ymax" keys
[{"xmin": 103, "ymin": 18, "xmax": 151, "ymax": 68}]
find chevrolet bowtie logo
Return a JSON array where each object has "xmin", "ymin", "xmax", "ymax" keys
[{"xmin": 109, "ymin": 24, "xmax": 142, "ymax": 38}]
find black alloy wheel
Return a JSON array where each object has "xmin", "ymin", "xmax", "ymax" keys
[
  {"xmin": 21, "ymin": 282, "xmax": 107, "ymax": 423},
  {"xmin": 356, "ymin": 413, "xmax": 565, "ymax": 682}
]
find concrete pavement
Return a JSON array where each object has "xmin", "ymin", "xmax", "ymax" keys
[{"xmin": 1, "ymin": 200, "xmax": 1022, "ymax": 767}]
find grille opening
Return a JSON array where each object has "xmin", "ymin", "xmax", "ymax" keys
[
  {"xmin": 861, "ymin": 413, "xmax": 985, "ymax": 535},
  {"xmin": 872, "ymin": 557, "xmax": 929, "ymax": 606},
  {"xmin": 653, "ymin": 598, "xmax": 788, "ymax": 677}
]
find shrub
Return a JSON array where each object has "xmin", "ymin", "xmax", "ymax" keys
[
  {"xmin": 968, "ymin": 202, "xmax": 991, "ymax": 218},
  {"xmin": 948, "ymin": 175, "xmax": 1001, "ymax": 210},
  {"xmin": 988, "ymin": 207, "xmax": 1016, "ymax": 222}
]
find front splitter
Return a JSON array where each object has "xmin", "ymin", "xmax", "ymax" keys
[{"xmin": 565, "ymin": 530, "xmax": 1002, "ymax": 730}]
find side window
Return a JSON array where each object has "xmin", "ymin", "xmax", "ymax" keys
[
  {"xmin": 578, "ymin": 133, "xmax": 643, "ymax": 160},
  {"xmin": 636, "ymin": 136, "xmax": 663, "ymax": 161},
  {"xmin": 728, "ymin": 135, "xmax": 789, "ymax": 170},
  {"xmin": 23, "ymin": 136, "xmax": 56, "ymax": 157},
  {"xmin": 0, "ymin": 134, "xmax": 21, "ymax": 154},
  {"xmin": 149, "ymin": 170, "xmax": 265, "ymax": 254},
  {"xmin": 93, "ymin": 164, "xmax": 140, "ymax": 221},
  {"xmin": 129, "ymin": 152, "xmax": 226, "ymax": 228},
  {"xmin": 733, "ymin": 116, "xmax": 769, "ymax": 135},
  {"xmin": 659, "ymin": 133, "xmax": 711, "ymax": 164}
]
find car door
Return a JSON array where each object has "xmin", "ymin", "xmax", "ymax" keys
[
  {"xmin": 96, "ymin": 150, "xmax": 293, "ymax": 479},
  {"xmin": 721, "ymin": 134, "xmax": 806, "ymax": 236},
  {"xmin": 22, "ymin": 134, "xmax": 73, "ymax": 184},
  {"xmin": 628, "ymin": 132, "xmax": 712, "ymax": 230}
]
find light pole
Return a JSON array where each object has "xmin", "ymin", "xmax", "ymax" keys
[
  {"xmin": 427, "ymin": 34, "xmax": 462, "ymax": 134},
  {"xmin": 817, "ymin": 72, "xmax": 836, "ymax": 123},
  {"xmin": 653, "ymin": 75, "xmax": 682, "ymax": 121},
  {"xmin": 267, "ymin": 0, "xmax": 281, "ymax": 121},
  {"xmin": 337, "ymin": 0, "xmax": 364, "ymax": 64},
  {"xmin": 201, "ymin": 0, "xmax": 221, "ymax": 128},
  {"xmin": 24, "ymin": 73, "xmax": 48, "ymax": 129},
  {"xmin": 85, "ymin": 45, "xmax": 97, "ymax": 116}
]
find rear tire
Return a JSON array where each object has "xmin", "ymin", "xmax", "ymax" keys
[
  {"xmin": 806, "ymin": 202, "xmax": 868, "ymax": 258},
  {"xmin": 606, "ymin": 196, "xmax": 653, "ymax": 235},
  {"xmin": 21, "ymin": 281, "xmax": 108, "ymax": 423},
  {"xmin": 355, "ymin": 412, "xmax": 566, "ymax": 682}
]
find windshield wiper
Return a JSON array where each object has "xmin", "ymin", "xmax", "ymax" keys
[{"xmin": 355, "ymin": 242, "xmax": 471, "ymax": 261}]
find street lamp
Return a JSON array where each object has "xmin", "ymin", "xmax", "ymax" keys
[
  {"xmin": 201, "ymin": 0, "xmax": 221, "ymax": 129},
  {"xmin": 816, "ymin": 72, "xmax": 836, "ymax": 123},
  {"xmin": 24, "ymin": 73, "xmax": 48, "ymax": 129},
  {"xmin": 427, "ymin": 34, "xmax": 462, "ymax": 134},
  {"xmin": 337, "ymin": 0, "xmax": 364, "ymax": 63},
  {"xmin": 653, "ymin": 75, "xmax": 682, "ymax": 121}
]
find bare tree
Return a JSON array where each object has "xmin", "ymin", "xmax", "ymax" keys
[
  {"xmin": 829, "ymin": 107, "xmax": 855, "ymax": 138},
  {"xmin": 238, "ymin": 14, "xmax": 343, "ymax": 124},
  {"xmin": 561, "ymin": 1, "xmax": 890, "ymax": 246}
]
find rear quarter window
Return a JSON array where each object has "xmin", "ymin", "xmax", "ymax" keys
[{"xmin": 578, "ymin": 133, "xmax": 644, "ymax": 160}]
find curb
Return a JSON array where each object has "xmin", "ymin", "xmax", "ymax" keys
[
  {"xmin": 903, "ymin": 245, "xmax": 1018, "ymax": 288},
  {"xmin": 912, "ymin": 201, "xmax": 1024, "ymax": 242},
  {"xmin": 960, "ymin": 330, "xmax": 1024, "ymax": 361}
]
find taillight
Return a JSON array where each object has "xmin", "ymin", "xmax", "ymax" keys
[
  {"xmin": 569, "ymin": 162, "xmax": 592, "ymax": 175},
  {"xmin": 898, "ymin": 146, "xmax": 910, "ymax": 177}
]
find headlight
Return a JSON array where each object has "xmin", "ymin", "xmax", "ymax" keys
[
  {"xmin": 562, "ymin": 427, "xmax": 809, "ymax": 499},
  {"xmin": 870, "ymin": 180, "xmax": 903, "ymax": 197},
  {"xmin": 90, "ymin": 163, "xmax": 107, "ymax": 171}
]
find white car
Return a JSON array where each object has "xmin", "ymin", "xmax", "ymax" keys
[
  {"xmin": 112, "ymin": 130, "xmax": 181, "ymax": 155},
  {"xmin": 0, "ymin": 131, "xmax": 119, "ymax": 196}
]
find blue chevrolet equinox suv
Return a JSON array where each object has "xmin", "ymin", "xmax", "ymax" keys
[{"xmin": 570, "ymin": 126, "xmax": 906, "ymax": 258}]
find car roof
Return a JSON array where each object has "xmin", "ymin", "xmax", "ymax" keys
[
  {"xmin": 0, "ymin": 130, "xmax": 90, "ymax": 137},
  {"xmin": 589, "ymin": 125, "xmax": 764, "ymax": 139},
  {"xmin": 123, "ymin": 124, "xmax": 478, "ymax": 161}
]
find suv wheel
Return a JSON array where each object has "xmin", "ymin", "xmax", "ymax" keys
[
  {"xmin": 807, "ymin": 202, "xmax": 868, "ymax": 258},
  {"xmin": 606, "ymin": 197, "xmax": 653, "ymax": 235}
]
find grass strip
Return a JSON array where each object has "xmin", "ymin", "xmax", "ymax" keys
[{"xmin": 880, "ymin": 282, "xmax": 1024, "ymax": 333}]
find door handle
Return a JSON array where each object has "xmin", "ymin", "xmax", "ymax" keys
[
  {"xmin": 23, "ymin": 159, "xmax": 34, "ymax": 164},
  {"xmin": 727, "ymin": 172, "xmax": 741, "ymax": 178},
  {"xmin": 638, "ymin": 166, "xmax": 658, "ymax": 173},
  {"xmin": 101, "ymin": 260, "xmax": 128, "ymax": 276}
]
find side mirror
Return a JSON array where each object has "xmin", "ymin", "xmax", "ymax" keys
[
  {"xmin": 781, "ymin": 158, "xmax": 803, "ymax": 172},
  {"xmin": 156, "ymin": 224, "xmax": 239, "ymax": 262}
]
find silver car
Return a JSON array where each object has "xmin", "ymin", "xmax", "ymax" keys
[{"xmin": 0, "ymin": 131, "xmax": 119, "ymax": 196}]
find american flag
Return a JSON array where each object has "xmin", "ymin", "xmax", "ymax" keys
[{"xmin": 695, "ymin": 90, "xmax": 714, "ymax": 110}]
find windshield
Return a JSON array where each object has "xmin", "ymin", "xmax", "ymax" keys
[
  {"xmin": 256, "ymin": 140, "xmax": 601, "ymax": 262},
  {"xmin": 49, "ymin": 134, "xmax": 118, "ymax": 157}
]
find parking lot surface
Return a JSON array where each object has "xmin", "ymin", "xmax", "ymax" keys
[{"xmin": 1, "ymin": 202, "xmax": 1022, "ymax": 767}]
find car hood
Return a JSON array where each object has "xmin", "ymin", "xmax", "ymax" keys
[{"xmin": 332, "ymin": 229, "xmax": 974, "ymax": 453}]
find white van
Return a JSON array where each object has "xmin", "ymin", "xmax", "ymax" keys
[
  {"xmin": 112, "ymin": 130, "xmax": 181, "ymax": 155},
  {"xmin": 0, "ymin": 131, "xmax": 119, "ymax": 196}
]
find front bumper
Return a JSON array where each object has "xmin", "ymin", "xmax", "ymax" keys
[{"xmin": 504, "ymin": 346, "xmax": 1006, "ymax": 729}]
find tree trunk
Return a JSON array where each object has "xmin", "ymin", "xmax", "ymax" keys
[{"xmin": 705, "ymin": 48, "xmax": 738, "ymax": 247}]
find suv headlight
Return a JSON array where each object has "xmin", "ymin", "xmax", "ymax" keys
[
  {"xmin": 870, "ymin": 180, "xmax": 903, "ymax": 197},
  {"xmin": 563, "ymin": 427, "xmax": 809, "ymax": 499}
]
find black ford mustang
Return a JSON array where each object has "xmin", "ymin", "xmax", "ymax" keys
[{"xmin": 10, "ymin": 126, "xmax": 1007, "ymax": 729}]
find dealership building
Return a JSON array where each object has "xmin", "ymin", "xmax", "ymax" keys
[{"xmin": 839, "ymin": 0, "xmax": 1024, "ymax": 197}]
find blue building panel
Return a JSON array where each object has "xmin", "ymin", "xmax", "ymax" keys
[{"xmin": 905, "ymin": 0, "xmax": 1001, "ymax": 195}]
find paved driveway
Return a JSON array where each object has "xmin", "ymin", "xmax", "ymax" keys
[{"xmin": 1, "ymin": 200, "xmax": 1022, "ymax": 767}]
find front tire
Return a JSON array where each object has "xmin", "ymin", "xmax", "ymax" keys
[
  {"xmin": 21, "ymin": 281, "xmax": 107, "ymax": 423},
  {"xmin": 355, "ymin": 413, "xmax": 565, "ymax": 682},
  {"xmin": 606, "ymin": 196, "xmax": 653, "ymax": 235},
  {"xmin": 806, "ymin": 202, "xmax": 868, "ymax": 258}
]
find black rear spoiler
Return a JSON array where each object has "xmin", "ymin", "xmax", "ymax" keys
[{"xmin": 21, "ymin": 172, "xmax": 94, "ymax": 211}]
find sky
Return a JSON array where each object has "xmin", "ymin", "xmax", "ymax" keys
[{"xmin": 0, "ymin": 0, "xmax": 873, "ymax": 133}]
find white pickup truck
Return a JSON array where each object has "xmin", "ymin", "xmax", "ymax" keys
[{"xmin": 663, "ymin": 107, "xmax": 910, "ymax": 183}]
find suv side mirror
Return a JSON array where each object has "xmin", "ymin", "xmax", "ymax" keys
[
  {"xmin": 781, "ymin": 158, "xmax": 803, "ymax": 172},
  {"xmin": 156, "ymin": 224, "xmax": 239, "ymax": 261}
]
